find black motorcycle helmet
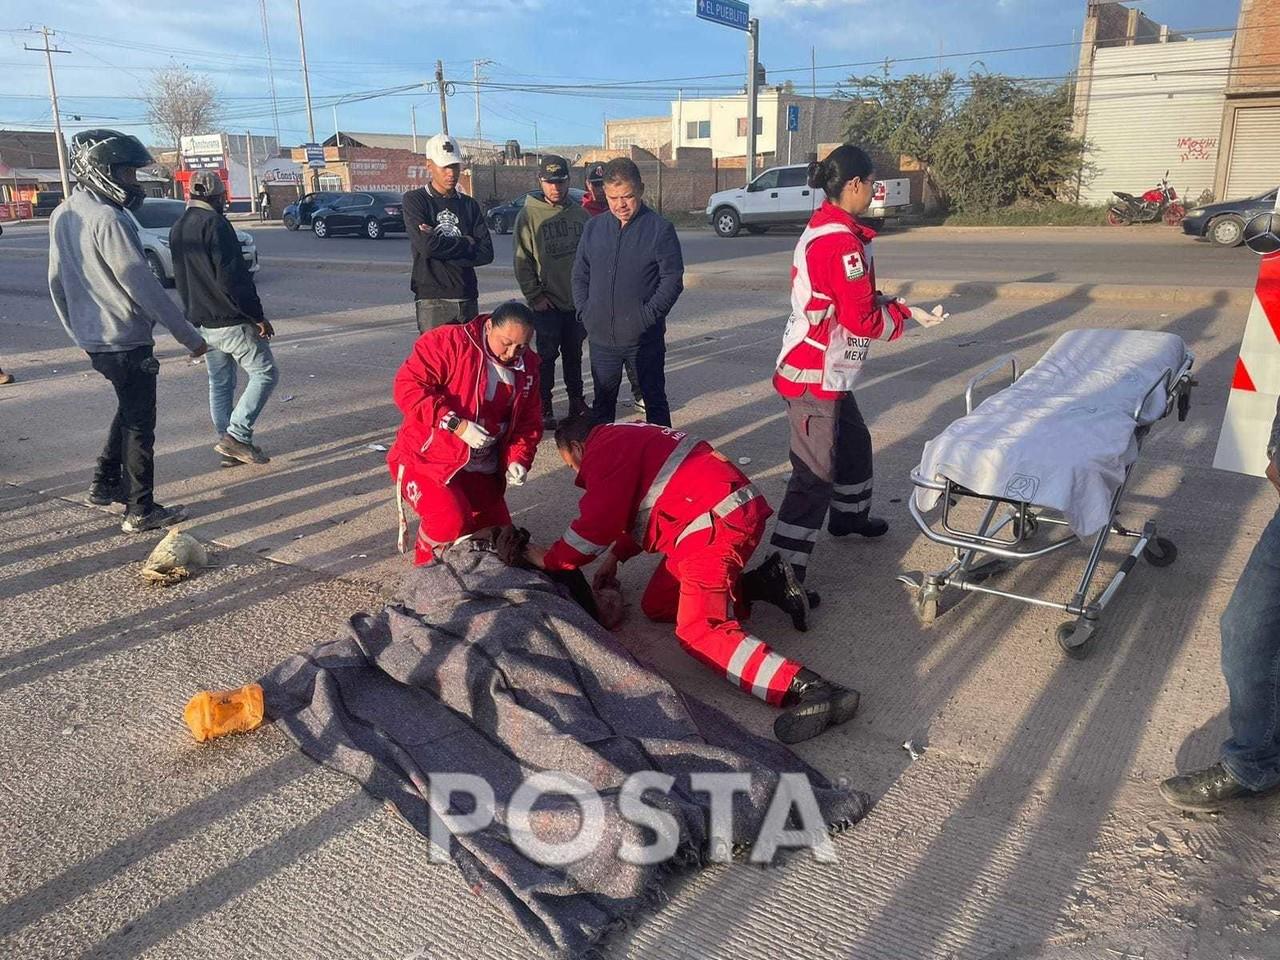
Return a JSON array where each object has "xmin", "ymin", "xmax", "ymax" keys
[{"xmin": 69, "ymin": 129, "xmax": 153, "ymax": 210}]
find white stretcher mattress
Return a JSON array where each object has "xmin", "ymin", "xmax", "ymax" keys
[{"xmin": 915, "ymin": 329, "xmax": 1191, "ymax": 538}]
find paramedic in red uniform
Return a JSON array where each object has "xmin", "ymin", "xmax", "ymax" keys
[
  {"xmin": 769, "ymin": 144, "xmax": 944, "ymax": 582},
  {"xmin": 388, "ymin": 301, "xmax": 542, "ymax": 564},
  {"xmin": 524, "ymin": 414, "xmax": 861, "ymax": 744}
]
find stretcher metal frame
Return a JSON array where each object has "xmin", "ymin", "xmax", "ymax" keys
[{"xmin": 898, "ymin": 351, "xmax": 1194, "ymax": 658}]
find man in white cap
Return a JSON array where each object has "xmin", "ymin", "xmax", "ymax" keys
[{"xmin": 402, "ymin": 133, "xmax": 494, "ymax": 333}]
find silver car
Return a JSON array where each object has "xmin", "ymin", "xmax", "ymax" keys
[{"xmin": 127, "ymin": 198, "xmax": 260, "ymax": 287}]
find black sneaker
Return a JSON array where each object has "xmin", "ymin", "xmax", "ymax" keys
[
  {"xmin": 215, "ymin": 433, "xmax": 269, "ymax": 465},
  {"xmin": 86, "ymin": 481, "xmax": 127, "ymax": 506},
  {"xmin": 568, "ymin": 397, "xmax": 590, "ymax": 419},
  {"xmin": 774, "ymin": 668, "xmax": 861, "ymax": 744},
  {"xmin": 633, "ymin": 395, "xmax": 646, "ymax": 412},
  {"xmin": 829, "ymin": 513, "xmax": 888, "ymax": 538},
  {"xmin": 121, "ymin": 503, "xmax": 188, "ymax": 534},
  {"xmin": 1158, "ymin": 762, "xmax": 1277, "ymax": 813},
  {"xmin": 741, "ymin": 551, "xmax": 810, "ymax": 632},
  {"xmin": 542, "ymin": 406, "xmax": 557, "ymax": 430}
]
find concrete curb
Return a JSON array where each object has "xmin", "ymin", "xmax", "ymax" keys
[{"xmin": 5, "ymin": 246, "xmax": 1249, "ymax": 309}]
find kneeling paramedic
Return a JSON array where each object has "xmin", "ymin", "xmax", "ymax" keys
[
  {"xmin": 525, "ymin": 415, "xmax": 861, "ymax": 744},
  {"xmin": 388, "ymin": 302, "xmax": 542, "ymax": 563}
]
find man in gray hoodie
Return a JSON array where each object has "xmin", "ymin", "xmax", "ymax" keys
[{"xmin": 49, "ymin": 129, "xmax": 208, "ymax": 533}]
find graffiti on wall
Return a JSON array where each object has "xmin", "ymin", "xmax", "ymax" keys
[{"xmin": 1177, "ymin": 136, "xmax": 1218, "ymax": 163}]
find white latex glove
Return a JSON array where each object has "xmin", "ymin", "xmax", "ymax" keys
[
  {"xmin": 506, "ymin": 463, "xmax": 528, "ymax": 486},
  {"xmin": 909, "ymin": 303, "xmax": 949, "ymax": 328},
  {"xmin": 456, "ymin": 419, "xmax": 496, "ymax": 451}
]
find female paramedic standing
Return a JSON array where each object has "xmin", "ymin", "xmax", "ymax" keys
[{"xmin": 768, "ymin": 144, "xmax": 945, "ymax": 583}]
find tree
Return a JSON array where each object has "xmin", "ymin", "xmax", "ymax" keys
[
  {"xmin": 843, "ymin": 71, "xmax": 1085, "ymax": 212},
  {"xmin": 145, "ymin": 63, "xmax": 220, "ymax": 164},
  {"xmin": 932, "ymin": 76, "xmax": 1084, "ymax": 212},
  {"xmin": 844, "ymin": 72, "xmax": 957, "ymax": 205}
]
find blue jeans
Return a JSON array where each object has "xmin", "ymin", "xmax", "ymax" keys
[
  {"xmin": 1221, "ymin": 505, "xmax": 1280, "ymax": 791},
  {"xmin": 589, "ymin": 324, "xmax": 670, "ymax": 426},
  {"xmin": 203, "ymin": 323, "xmax": 280, "ymax": 444}
]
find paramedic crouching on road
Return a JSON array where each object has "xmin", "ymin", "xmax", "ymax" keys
[
  {"xmin": 1160, "ymin": 404, "xmax": 1280, "ymax": 812},
  {"xmin": 387, "ymin": 301, "xmax": 542, "ymax": 564},
  {"xmin": 524, "ymin": 415, "xmax": 862, "ymax": 745},
  {"xmin": 769, "ymin": 144, "xmax": 945, "ymax": 583}
]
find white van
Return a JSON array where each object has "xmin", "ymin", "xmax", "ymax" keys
[{"xmin": 706, "ymin": 164, "xmax": 911, "ymax": 238}]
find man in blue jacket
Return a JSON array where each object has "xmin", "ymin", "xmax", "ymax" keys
[{"xmin": 571, "ymin": 158, "xmax": 684, "ymax": 426}]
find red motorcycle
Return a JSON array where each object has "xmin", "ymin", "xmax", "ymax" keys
[{"xmin": 1107, "ymin": 172, "xmax": 1185, "ymax": 226}]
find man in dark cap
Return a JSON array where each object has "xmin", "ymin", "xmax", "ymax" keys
[{"xmin": 514, "ymin": 155, "xmax": 591, "ymax": 428}]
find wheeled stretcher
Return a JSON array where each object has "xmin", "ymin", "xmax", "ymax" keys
[{"xmin": 899, "ymin": 329, "xmax": 1194, "ymax": 658}]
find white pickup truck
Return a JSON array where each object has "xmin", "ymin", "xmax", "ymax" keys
[{"xmin": 706, "ymin": 164, "xmax": 911, "ymax": 238}]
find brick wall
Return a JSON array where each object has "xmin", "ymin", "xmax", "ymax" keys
[{"xmin": 1228, "ymin": 0, "xmax": 1280, "ymax": 97}]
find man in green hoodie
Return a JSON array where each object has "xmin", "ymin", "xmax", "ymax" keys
[{"xmin": 513, "ymin": 154, "xmax": 591, "ymax": 429}]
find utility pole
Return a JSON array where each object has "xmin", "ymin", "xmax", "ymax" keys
[
  {"xmin": 294, "ymin": 0, "xmax": 320, "ymax": 191},
  {"xmin": 435, "ymin": 60, "xmax": 449, "ymax": 135},
  {"xmin": 473, "ymin": 59, "xmax": 493, "ymax": 144},
  {"xmin": 746, "ymin": 17, "xmax": 760, "ymax": 184},
  {"xmin": 258, "ymin": 0, "xmax": 282, "ymax": 144},
  {"xmin": 411, "ymin": 104, "xmax": 418, "ymax": 153},
  {"xmin": 246, "ymin": 130, "xmax": 256, "ymax": 214},
  {"xmin": 24, "ymin": 27, "xmax": 71, "ymax": 198},
  {"xmin": 810, "ymin": 46, "xmax": 818, "ymax": 161}
]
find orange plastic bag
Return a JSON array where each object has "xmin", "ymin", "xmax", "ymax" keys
[{"xmin": 184, "ymin": 684, "xmax": 265, "ymax": 742}]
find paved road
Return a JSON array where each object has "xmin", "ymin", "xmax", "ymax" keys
[
  {"xmin": 2, "ymin": 218, "xmax": 1261, "ymax": 289},
  {"xmin": 2, "ymin": 241, "xmax": 1278, "ymax": 960}
]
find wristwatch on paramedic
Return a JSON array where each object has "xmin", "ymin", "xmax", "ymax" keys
[{"xmin": 444, "ymin": 412, "xmax": 462, "ymax": 433}]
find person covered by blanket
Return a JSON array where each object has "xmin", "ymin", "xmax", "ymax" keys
[
  {"xmin": 769, "ymin": 143, "xmax": 946, "ymax": 585},
  {"xmin": 523, "ymin": 415, "xmax": 861, "ymax": 744},
  {"xmin": 388, "ymin": 301, "xmax": 542, "ymax": 564}
]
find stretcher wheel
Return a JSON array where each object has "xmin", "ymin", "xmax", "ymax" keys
[
  {"xmin": 1056, "ymin": 620, "xmax": 1097, "ymax": 660},
  {"xmin": 1012, "ymin": 515, "xmax": 1039, "ymax": 540},
  {"xmin": 919, "ymin": 594, "xmax": 938, "ymax": 625},
  {"xmin": 1143, "ymin": 537, "xmax": 1178, "ymax": 568}
]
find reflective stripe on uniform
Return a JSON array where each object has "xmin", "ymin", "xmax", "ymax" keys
[
  {"xmin": 773, "ymin": 520, "xmax": 820, "ymax": 543},
  {"xmin": 831, "ymin": 500, "xmax": 872, "ymax": 513},
  {"xmin": 395, "ymin": 463, "xmax": 408, "ymax": 554},
  {"xmin": 751, "ymin": 652, "xmax": 788, "ymax": 702},
  {"xmin": 777, "ymin": 363, "xmax": 823, "ymax": 384},
  {"xmin": 631, "ymin": 434, "xmax": 701, "ymax": 542},
  {"xmin": 834, "ymin": 479, "xmax": 872, "ymax": 497},
  {"xmin": 802, "ymin": 336, "xmax": 827, "ymax": 349},
  {"xmin": 725, "ymin": 636, "xmax": 764, "ymax": 687},
  {"xmin": 563, "ymin": 526, "xmax": 609, "ymax": 558},
  {"xmin": 673, "ymin": 484, "xmax": 764, "ymax": 548}
]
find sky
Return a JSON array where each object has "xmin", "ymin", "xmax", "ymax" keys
[{"xmin": 0, "ymin": 0, "xmax": 1244, "ymax": 150}]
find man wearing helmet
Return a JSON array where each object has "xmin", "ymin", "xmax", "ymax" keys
[
  {"xmin": 170, "ymin": 170, "xmax": 279, "ymax": 467},
  {"xmin": 49, "ymin": 129, "xmax": 208, "ymax": 533}
]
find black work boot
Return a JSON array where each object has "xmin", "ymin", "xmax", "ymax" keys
[
  {"xmin": 774, "ymin": 668, "xmax": 861, "ymax": 744},
  {"xmin": 828, "ymin": 512, "xmax": 888, "ymax": 538},
  {"xmin": 542, "ymin": 402, "xmax": 557, "ymax": 430},
  {"xmin": 1159, "ymin": 762, "xmax": 1278, "ymax": 813},
  {"xmin": 86, "ymin": 480, "xmax": 127, "ymax": 507},
  {"xmin": 568, "ymin": 396, "xmax": 590, "ymax": 419},
  {"xmin": 740, "ymin": 551, "xmax": 810, "ymax": 632}
]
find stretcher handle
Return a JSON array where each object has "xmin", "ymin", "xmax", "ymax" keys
[
  {"xmin": 965, "ymin": 354, "xmax": 1021, "ymax": 415},
  {"xmin": 1132, "ymin": 355, "xmax": 1192, "ymax": 423}
]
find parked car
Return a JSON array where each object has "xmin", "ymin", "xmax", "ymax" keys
[
  {"xmin": 33, "ymin": 191, "xmax": 64, "ymax": 218},
  {"xmin": 281, "ymin": 191, "xmax": 343, "ymax": 231},
  {"xmin": 1181, "ymin": 187, "xmax": 1279, "ymax": 247},
  {"xmin": 126, "ymin": 198, "xmax": 259, "ymax": 287},
  {"xmin": 706, "ymin": 164, "xmax": 911, "ymax": 238},
  {"xmin": 486, "ymin": 188, "xmax": 586, "ymax": 235},
  {"xmin": 311, "ymin": 191, "xmax": 405, "ymax": 239}
]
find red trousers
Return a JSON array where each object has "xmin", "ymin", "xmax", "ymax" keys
[
  {"xmin": 391, "ymin": 460, "xmax": 510, "ymax": 565},
  {"xmin": 640, "ymin": 498, "xmax": 802, "ymax": 706}
]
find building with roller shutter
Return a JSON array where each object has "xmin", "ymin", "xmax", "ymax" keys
[
  {"xmin": 1072, "ymin": 1, "xmax": 1280, "ymax": 206},
  {"xmin": 1213, "ymin": 0, "xmax": 1280, "ymax": 201}
]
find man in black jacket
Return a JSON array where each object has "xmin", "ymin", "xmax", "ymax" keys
[
  {"xmin": 170, "ymin": 171, "xmax": 279, "ymax": 466},
  {"xmin": 571, "ymin": 158, "xmax": 684, "ymax": 426},
  {"xmin": 403, "ymin": 134, "xmax": 494, "ymax": 333}
]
